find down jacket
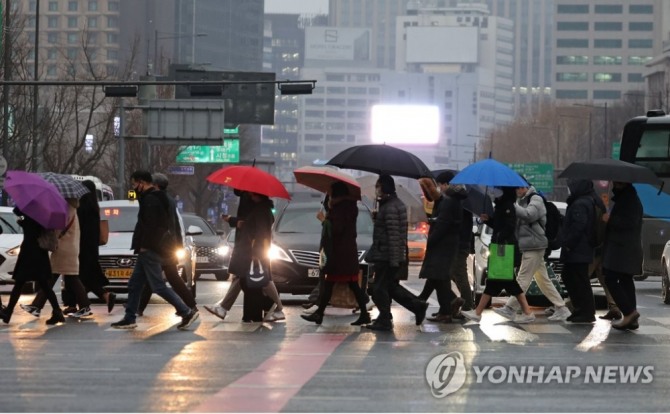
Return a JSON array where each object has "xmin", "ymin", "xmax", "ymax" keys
[
  {"xmin": 366, "ymin": 194, "xmax": 407, "ymax": 268},
  {"xmin": 514, "ymin": 186, "xmax": 548, "ymax": 252}
]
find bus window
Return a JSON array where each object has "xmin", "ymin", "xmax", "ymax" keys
[{"xmin": 635, "ymin": 129, "xmax": 670, "ymax": 176}]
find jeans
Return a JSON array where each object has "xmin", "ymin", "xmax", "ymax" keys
[{"xmin": 124, "ymin": 250, "xmax": 191, "ymax": 322}]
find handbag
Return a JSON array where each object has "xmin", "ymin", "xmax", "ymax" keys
[
  {"xmin": 99, "ymin": 219, "xmax": 109, "ymax": 246},
  {"xmin": 37, "ymin": 216, "xmax": 75, "ymax": 252},
  {"xmin": 329, "ymin": 270, "xmax": 364, "ymax": 308},
  {"xmin": 245, "ymin": 259, "xmax": 270, "ymax": 289},
  {"xmin": 487, "ymin": 243, "xmax": 515, "ymax": 280}
]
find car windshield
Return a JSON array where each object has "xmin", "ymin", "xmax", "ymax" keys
[
  {"xmin": 276, "ymin": 206, "xmax": 373, "ymax": 235},
  {"xmin": 227, "ymin": 229, "xmax": 236, "ymax": 242},
  {"xmin": 182, "ymin": 215, "xmax": 217, "ymax": 236},
  {"xmin": 101, "ymin": 206, "xmax": 139, "ymax": 232},
  {"xmin": 0, "ymin": 211, "xmax": 21, "ymax": 234},
  {"xmin": 408, "ymin": 232, "xmax": 427, "ymax": 242}
]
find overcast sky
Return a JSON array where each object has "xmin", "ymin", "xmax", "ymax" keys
[{"xmin": 264, "ymin": 0, "xmax": 329, "ymax": 15}]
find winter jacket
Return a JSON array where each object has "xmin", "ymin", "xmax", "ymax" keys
[
  {"xmin": 131, "ymin": 188, "xmax": 173, "ymax": 257},
  {"xmin": 51, "ymin": 205, "xmax": 80, "ymax": 275},
  {"xmin": 367, "ymin": 194, "xmax": 408, "ymax": 268},
  {"xmin": 560, "ymin": 179, "xmax": 595, "ymax": 264},
  {"xmin": 322, "ymin": 196, "xmax": 359, "ymax": 280},
  {"xmin": 231, "ymin": 197, "xmax": 275, "ymax": 279},
  {"xmin": 514, "ymin": 186, "xmax": 548, "ymax": 252},
  {"xmin": 603, "ymin": 184, "xmax": 643, "ymax": 275},
  {"xmin": 12, "ymin": 209, "xmax": 52, "ymax": 283}
]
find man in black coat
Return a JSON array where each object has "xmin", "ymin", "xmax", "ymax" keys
[
  {"xmin": 111, "ymin": 170, "xmax": 199, "ymax": 330},
  {"xmin": 560, "ymin": 178, "xmax": 596, "ymax": 323}
]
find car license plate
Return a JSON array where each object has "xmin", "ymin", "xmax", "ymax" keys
[
  {"xmin": 105, "ymin": 268, "xmax": 133, "ymax": 278},
  {"xmin": 308, "ymin": 268, "xmax": 320, "ymax": 278},
  {"xmin": 196, "ymin": 256, "xmax": 209, "ymax": 263}
]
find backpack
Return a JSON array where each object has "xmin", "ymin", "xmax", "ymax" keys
[
  {"xmin": 533, "ymin": 194, "xmax": 563, "ymax": 251},
  {"xmin": 590, "ymin": 199, "xmax": 607, "ymax": 249}
]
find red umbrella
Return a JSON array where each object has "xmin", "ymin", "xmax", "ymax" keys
[
  {"xmin": 293, "ymin": 165, "xmax": 361, "ymax": 200},
  {"xmin": 207, "ymin": 166, "xmax": 291, "ymax": 200}
]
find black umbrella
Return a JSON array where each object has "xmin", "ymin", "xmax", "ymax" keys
[
  {"xmin": 326, "ymin": 144, "xmax": 432, "ymax": 179},
  {"xmin": 558, "ymin": 158, "xmax": 661, "ymax": 185},
  {"xmin": 431, "ymin": 169, "xmax": 494, "ymax": 217}
]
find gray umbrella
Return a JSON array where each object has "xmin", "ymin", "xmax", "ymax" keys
[
  {"xmin": 558, "ymin": 158, "xmax": 661, "ymax": 185},
  {"xmin": 38, "ymin": 172, "xmax": 90, "ymax": 199}
]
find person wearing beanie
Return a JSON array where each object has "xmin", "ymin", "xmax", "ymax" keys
[{"xmin": 365, "ymin": 174, "xmax": 428, "ymax": 331}]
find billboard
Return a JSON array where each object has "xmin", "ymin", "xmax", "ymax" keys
[
  {"xmin": 405, "ymin": 26, "xmax": 478, "ymax": 63},
  {"xmin": 371, "ymin": 105, "xmax": 440, "ymax": 145},
  {"xmin": 305, "ymin": 27, "xmax": 371, "ymax": 61}
]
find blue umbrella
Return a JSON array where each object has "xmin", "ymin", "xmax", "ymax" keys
[
  {"xmin": 431, "ymin": 169, "xmax": 494, "ymax": 216},
  {"xmin": 449, "ymin": 158, "xmax": 528, "ymax": 188}
]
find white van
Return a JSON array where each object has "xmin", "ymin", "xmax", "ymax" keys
[{"xmin": 70, "ymin": 175, "xmax": 115, "ymax": 201}]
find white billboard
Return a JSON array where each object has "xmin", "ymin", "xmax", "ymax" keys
[
  {"xmin": 406, "ymin": 26, "xmax": 478, "ymax": 63},
  {"xmin": 305, "ymin": 27, "xmax": 371, "ymax": 61},
  {"xmin": 371, "ymin": 105, "xmax": 440, "ymax": 145}
]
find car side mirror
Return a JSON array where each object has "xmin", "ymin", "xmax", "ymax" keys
[
  {"xmin": 216, "ymin": 229, "xmax": 225, "ymax": 236},
  {"xmin": 186, "ymin": 225, "xmax": 203, "ymax": 236}
]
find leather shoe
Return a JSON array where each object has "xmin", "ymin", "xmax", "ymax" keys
[
  {"xmin": 415, "ymin": 301, "xmax": 429, "ymax": 325},
  {"xmin": 612, "ymin": 310, "xmax": 640, "ymax": 330},
  {"xmin": 426, "ymin": 313, "xmax": 452, "ymax": 323},
  {"xmin": 300, "ymin": 312, "xmax": 323, "ymax": 325},
  {"xmin": 107, "ymin": 292, "xmax": 117, "ymax": 314},
  {"xmin": 350, "ymin": 313, "xmax": 371, "ymax": 326},
  {"xmin": 302, "ymin": 302, "xmax": 315, "ymax": 310},
  {"xmin": 452, "ymin": 312, "xmax": 465, "ymax": 320},
  {"xmin": 451, "ymin": 297, "xmax": 465, "ymax": 316},
  {"xmin": 599, "ymin": 309, "xmax": 622, "ymax": 320},
  {"xmin": 365, "ymin": 320, "xmax": 393, "ymax": 331}
]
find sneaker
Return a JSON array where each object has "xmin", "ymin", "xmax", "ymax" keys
[
  {"xmin": 461, "ymin": 310, "xmax": 481, "ymax": 323},
  {"xmin": 514, "ymin": 313, "xmax": 536, "ymax": 324},
  {"xmin": 544, "ymin": 306, "xmax": 556, "ymax": 316},
  {"xmin": 177, "ymin": 309, "xmax": 200, "ymax": 330},
  {"xmin": 493, "ymin": 305, "xmax": 516, "ymax": 320},
  {"xmin": 548, "ymin": 306, "xmax": 571, "ymax": 321},
  {"xmin": 69, "ymin": 307, "xmax": 93, "ymax": 318},
  {"xmin": 204, "ymin": 305, "xmax": 227, "ymax": 321},
  {"xmin": 20, "ymin": 304, "xmax": 40, "ymax": 318},
  {"xmin": 263, "ymin": 304, "xmax": 278, "ymax": 322},
  {"xmin": 272, "ymin": 310, "xmax": 286, "ymax": 321},
  {"xmin": 111, "ymin": 318, "xmax": 137, "ymax": 329}
]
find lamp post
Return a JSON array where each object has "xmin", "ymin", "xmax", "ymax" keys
[
  {"xmin": 573, "ymin": 102, "xmax": 608, "ymax": 158},
  {"xmin": 467, "ymin": 133, "xmax": 492, "ymax": 157},
  {"xmin": 154, "ymin": 31, "xmax": 207, "ymax": 75}
]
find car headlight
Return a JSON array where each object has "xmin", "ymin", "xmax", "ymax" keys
[
  {"xmin": 216, "ymin": 245, "xmax": 230, "ymax": 256},
  {"xmin": 175, "ymin": 248, "xmax": 186, "ymax": 260},
  {"xmin": 480, "ymin": 245, "xmax": 489, "ymax": 259},
  {"xmin": 268, "ymin": 243, "xmax": 292, "ymax": 262},
  {"xmin": 6, "ymin": 245, "xmax": 20, "ymax": 256}
]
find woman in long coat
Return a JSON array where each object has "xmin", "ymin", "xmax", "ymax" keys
[
  {"xmin": 1, "ymin": 208, "xmax": 64, "ymax": 325},
  {"xmin": 301, "ymin": 181, "xmax": 370, "ymax": 325}
]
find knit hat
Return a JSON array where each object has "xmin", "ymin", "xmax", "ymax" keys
[
  {"xmin": 435, "ymin": 170, "xmax": 456, "ymax": 184},
  {"xmin": 377, "ymin": 174, "xmax": 396, "ymax": 194}
]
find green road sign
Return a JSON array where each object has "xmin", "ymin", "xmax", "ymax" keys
[
  {"xmin": 507, "ymin": 162, "xmax": 554, "ymax": 193},
  {"xmin": 176, "ymin": 140, "xmax": 240, "ymax": 163},
  {"xmin": 612, "ymin": 142, "xmax": 621, "ymax": 160}
]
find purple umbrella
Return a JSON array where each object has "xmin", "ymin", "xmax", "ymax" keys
[{"xmin": 4, "ymin": 170, "xmax": 69, "ymax": 230}]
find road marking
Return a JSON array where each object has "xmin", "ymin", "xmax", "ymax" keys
[
  {"xmin": 574, "ymin": 321, "xmax": 611, "ymax": 352},
  {"xmin": 192, "ymin": 333, "xmax": 348, "ymax": 413},
  {"xmin": 210, "ymin": 323, "xmax": 261, "ymax": 332},
  {"xmin": 522, "ymin": 324, "xmax": 572, "ymax": 334}
]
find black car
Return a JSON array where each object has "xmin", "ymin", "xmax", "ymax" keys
[
  {"xmin": 180, "ymin": 213, "xmax": 229, "ymax": 281},
  {"xmin": 269, "ymin": 201, "xmax": 374, "ymax": 294}
]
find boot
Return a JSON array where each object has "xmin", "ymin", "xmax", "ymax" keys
[
  {"xmin": 351, "ymin": 312, "xmax": 371, "ymax": 326},
  {"xmin": 0, "ymin": 307, "xmax": 10, "ymax": 324},
  {"xmin": 300, "ymin": 311, "xmax": 323, "ymax": 325},
  {"xmin": 46, "ymin": 310, "xmax": 65, "ymax": 325}
]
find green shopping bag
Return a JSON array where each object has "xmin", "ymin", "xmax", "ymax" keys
[{"xmin": 487, "ymin": 243, "xmax": 515, "ymax": 280}]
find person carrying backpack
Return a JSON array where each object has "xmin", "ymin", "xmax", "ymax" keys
[
  {"xmin": 560, "ymin": 179, "xmax": 596, "ymax": 323},
  {"xmin": 494, "ymin": 183, "xmax": 571, "ymax": 321}
]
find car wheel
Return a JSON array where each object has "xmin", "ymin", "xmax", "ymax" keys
[
  {"xmin": 662, "ymin": 263, "xmax": 670, "ymax": 305},
  {"xmin": 215, "ymin": 271, "xmax": 229, "ymax": 281}
]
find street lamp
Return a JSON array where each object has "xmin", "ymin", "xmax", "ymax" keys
[
  {"xmin": 573, "ymin": 102, "xmax": 608, "ymax": 158},
  {"xmin": 104, "ymin": 86, "xmax": 138, "ymax": 199},
  {"xmin": 467, "ymin": 133, "xmax": 492, "ymax": 157},
  {"xmin": 154, "ymin": 31, "xmax": 207, "ymax": 75}
]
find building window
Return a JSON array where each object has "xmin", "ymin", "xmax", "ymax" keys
[
  {"xmin": 556, "ymin": 89, "xmax": 588, "ymax": 99},
  {"xmin": 628, "ymin": 56, "xmax": 652, "ymax": 65},
  {"xmin": 67, "ymin": 33, "xmax": 78, "ymax": 44},
  {"xmin": 107, "ymin": 16, "xmax": 118, "ymax": 28},
  {"xmin": 86, "ymin": 32, "xmax": 97, "ymax": 45},
  {"xmin": 47, "ymin": 32, "xmax": 58, "ymax": 44},
  {"xmin": 47, "ymin": 48, "xmax": 57, "ymax": 60},
  {"xmin": 88, "ymin": 17, "xmax": 97, "ymax": 28},
  {"xmin": 629, "ymin": 39, "xmax": 653, "ymax": 48},
  {"xmin": 629, "ymin": 22, "xmax": 653, "ymax": 31},
  {"xmin": 594, "ymin": 39, "xmax": 622, "ymax": 48},
  {"xmin": 593, "ymin": 56, "xmax": 622, "ymax": 65},
  {"xmin": 594, "ymin": 22, "xmax": 622, "ymax": 31},
  {"xmin": 28, "ymin": 1, "xmax": 36, "ymax": 12},
  {"xmin": 27, "ymin": 17, "xmax": 36, "ymax": 28},
  {"xmin": 557, "ymin": 39, "xmax": 589, "ymax": 48},
  {"xmin": 67, "ymin": 48, "xmax": 78, "ymax": 60},
  {"xmin": 47, "ymin": 16, "xmax": 58, "ymax": 28},
  {"xmin": 593, "ymin": 90, "xmax": 621, "ymax": 100},
  {"xmin": 88, "ymin": 0, "xmax": 98, "ymax": 11},
  {"xmin": 630, "ymin": 5, "xmax": 653, "ymax": 14},
  {"xmin": 557, "ymin": 22, "xmax": 588, "ymax": 30},
  {"xmin": 557, "ymin": 4, "xmax": 588, "ymax": 13},
  {"xmin": 594, "ymin": 4, "xmax": 622, "ymax": 13},
  {"xmin": 47, "ymin": 65, "xmax": 57, "ymax": 76},
  {"xmin": 107, "ymin": 49, "xmax": 119, "ymax": 60},
  {"xmin": 594, "ymin": 73, "xmax": 621, "ymax": 82},
  {"xmin": 48, "ymin": 1, "xmax": 58, "ymax": 11},
  {"xmin": 106, "ymin": 33, "xmax": 119, "ymax": 44},
  {"xmin": 556, "ymin": 55, "xmax": 589, "ymax": 64},
  {"xmin": 556, "ymin": 72, "xmax": 588, "ymax": 82},
  {"xmin": 108, "ymin": 1, "xmax": 119, "ymax": 11},
  {"xmin": 68, "ymin": 16, "xmax": 78, "ymax": 28},
  {"xmin": 628, "ymin": 73, "xmax": 644, "ymax": 83},
  {"xmin": 68, "ymin": 1, "xmax": 78, "ymax": 11}
]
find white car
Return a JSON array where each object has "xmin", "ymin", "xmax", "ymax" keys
[
  {"xmin": 99, "ymin": 200, "xmax": 200, "ymax": 296},
  {"xmin": 0, "ymin": 206, "xmax": 24, "ymax": 284},
  {"xmin": 661, "ymin": 240, "xmax": 670, "ymax": 304}
]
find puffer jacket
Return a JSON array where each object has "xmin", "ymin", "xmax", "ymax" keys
[
  {"xmin": 560, "ymin": 179, "xmax": 595, "ymax": 264},
  {"xmin": 366, "ymin": 194, "xmax": 407, "ymax": 267},
  {"xmin": 514, "ymin": 186, "xmax": 547, "ymax": 252}
]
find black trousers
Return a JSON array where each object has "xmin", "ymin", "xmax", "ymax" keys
[
  {"xmin": 33, "ymin": 274, "xmax": 91, "ymax": 309},
  {"xmin": 603, "ymin": 268, "xmax": 637, "ymax": 316},
  {"xmin": 371, "ymin": 263, "xmax": 422, "ymax": 322},
  {"xmin": 139, "ymin": 264, "xmax": 196, "ymax": 313},
  {"xmin": 316, "ymin": 280, "xmax": 368, "ymax": 314},
  {"xmin": 561, "ymin": 262, "xmax": 595, "ymax": 317}
]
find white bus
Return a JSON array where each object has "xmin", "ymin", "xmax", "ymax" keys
[{"xmin": 70, "ymin": 175, "xmax": 115, "ymax": 201}]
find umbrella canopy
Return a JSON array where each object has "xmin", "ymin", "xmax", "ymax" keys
[
  {"xmin": 449, "ymin": 158, "xmax": 528, "ymax": 188},
  {"xmin": 326, "ymin": 144, "xmax": 432, "ymax": 179},
  {"xmin": 4, "ymin": 170, "xmax": 69, "ymax": 229},
  {"xmin": 293, "ymin": 165, "xmax": 361, "ymax": 200},
  {"xmin": 558, "ymin": 158, "xmax": 661, "ymax": 185},
  {"xmin": 357, "ymin": 175, "xmax": 427, "ymax": 224},
  {"xmin": 207, "ymin": 165, "xmax": 291, "ymax": 200},
  {"xmin": 431, "ymin": 169, "xmax": 494, "ymax": 217},
  {"xmin": 38, "ymin": 172, "xmax": 90, "ymax": 199}
]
